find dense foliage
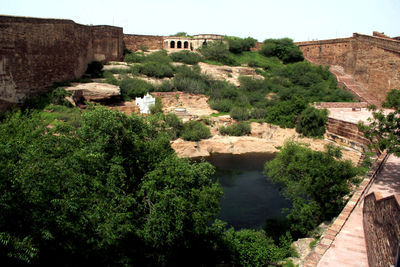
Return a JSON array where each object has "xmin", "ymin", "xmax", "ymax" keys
[
  {"xmin": 226, "ymin": 37, "xmax": 257, "ymax": 54},
  {"xmin": 0, "ymin": 106, "xmax": 227, "ymax": 266},
  {"xmin": 181, "ymin": 120, "xmax": 211, "ymax": 141},
  {"xmin": 264, "ymin": 141, "xmax": 360, "ymax": 235},
  {"xmin": 296, "ymin": 107, "xmax": 329, "ymax": 137},
  {"xmin": 358, "ymin": 89, "xmax": 400, "ymax": 156},
  {"xmin": 259, "ymin": 38, "xmax": 304, "ymax": 64},
  {"xmin": 197, "ymin": 41, "xmax": 237, "ymax": 65},
  {"xmin": 119, "ymin": 78, "xmax": 154, "ymax": 100},
  {"xmin": 219, "ymin": 122, "xmax": 251, "ymax": 136},
  {"xmin": 170, "ymin": 50, "xmax": 203, "ymax": 65}
]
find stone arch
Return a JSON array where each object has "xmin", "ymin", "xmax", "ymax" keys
[
  {"xmin": 177, "ymin": 41, "xmax": 182, "ymax": 49},
  {"xmin": 203, "ymin": 40, "xmax": 207, "ymax": 46},
  {"xmin": 184, "ymin": 41, "xmax": 189, "ymax": 49},
  {"xmin": 170, "ymin": 41, "xmax": 175, "ymax": 49}
]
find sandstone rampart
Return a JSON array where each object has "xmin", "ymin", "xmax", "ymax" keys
[
  {"xmin": 363, "ymin": 192, "xmax": 400, "ymax": 267},
  {"xmin": 123, "ymin": 34, "xmax": 164, "ymax": 52},
  {"xmin": 0, "ymin": 15, "xmax": 123, "ymax": 110},
  {"xmin": 296, "ymin": 33, "xmax": 400, "ymax": 104}
]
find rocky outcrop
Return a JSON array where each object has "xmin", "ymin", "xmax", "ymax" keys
[
  {"xmin": 198, "ymin": 62, "xmax": 263, "ymax": 86},
  {"xmin": 65, "ymin": 82, "xmax": 120, "ymax": 101},
  {"xmin": 172, "ymin": 122, "xmax": 362, "ymax": 164}
]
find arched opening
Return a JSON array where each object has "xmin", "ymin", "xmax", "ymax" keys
[
  {"xmin": 184, "ymin": 41, "xmax": 189, "ymax": 49},
  {"xmin": 203, "ymin": 40, "xmax": 207, "ymax": 46},
  {"xmin": 177, "ymin": 41, "xmax": 182, "ymax": 49},
  {"xmin": 170, "ymin": 41, "xmax": 175, "ymax": 49}
]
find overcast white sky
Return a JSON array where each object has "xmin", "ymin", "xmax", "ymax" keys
[{"xmin": 1, "ymin": 0, "xmax": 399, "ymax": 42}]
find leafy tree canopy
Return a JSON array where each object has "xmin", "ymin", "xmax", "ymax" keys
[
  {"xmin": 358, "ymin": 89, "xmax": 400, "ymax": 156},
  {"xmin": 264, "ymin": 141, "xmax": 359, "ymax": 235}
]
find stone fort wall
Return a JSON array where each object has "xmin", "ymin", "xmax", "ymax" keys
[
  {"xmin": 123, "ymin": 34, "xmax": 164, "ymax": 52},
  {"xmin": 296, "ymin": 33, "xmax": 400, "ymax": 104},
  {"xmin": 363, "ymin": 192, "xmax": 400, "ymax": 267},
  {"xmin": 0, "ymin": 15, "xmax": 123, "ymax": 110}
]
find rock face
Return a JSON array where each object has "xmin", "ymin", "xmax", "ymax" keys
[
  {"xmin": 65, "ymin": 82, "xmax": 120, "ymax": 101},
  {"xmin": 171, "ymin": 122, "xmax": 362, "ymax": 165},
  {"xmin": 152, "ymin": 91, "xmax": 218, "ymax": 118},
  {"xmin": 198, "ymin": 62, "xmax": 263, "ymax": 86}
]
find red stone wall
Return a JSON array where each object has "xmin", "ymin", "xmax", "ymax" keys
[
  {"xmin": 0, "ymin": 15, "xmax": 123, "ymax": 110},
  {"xmin": 315, "ymin": 102, "xmax": 369, "ymax": 109},
  {"xmin": 363, "ymin": 192, "xmax": 400, "ymax": 267},
  {"xmin": 123, "ymin": 34, "xmax": 164, "ymax": 52},
  {"xmin": 326, "ymin": 117, "xmax": 370, "ymax": 149},
  {"xmin": 296, "ymin": 34, "xmax": 400, "ymax": 104}
]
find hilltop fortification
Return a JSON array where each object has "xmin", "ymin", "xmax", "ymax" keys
[{"xmin": 296, "ymin": 32, "xmax": 400, "ymax": 104}]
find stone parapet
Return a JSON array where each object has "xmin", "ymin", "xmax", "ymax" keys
[{"xmin": 363, "ymin": 192, "xmax": 400, "ymax": 267}]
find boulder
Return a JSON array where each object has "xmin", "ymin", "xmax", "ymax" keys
[{"xmin": 65, "ymin": 82, "xmax": 120, "ymax": 101}]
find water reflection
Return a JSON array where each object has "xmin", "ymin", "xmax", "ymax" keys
[{"xmin": 196, "ymin": 153, "xmax": 290, "ymax": 229}]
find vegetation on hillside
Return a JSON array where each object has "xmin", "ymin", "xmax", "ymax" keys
[{"xmin": 0, "ymin": 34, "xmax": 368, "ymax": 266}]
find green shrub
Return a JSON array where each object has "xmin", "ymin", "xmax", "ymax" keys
[
  {"xmin": 382, "ymin": 89, "xmax": 400, "ymax": 108},
  {"xmin": 219, "ymin": 122, "xmax": 251, "ymax": 136},
  {"xmin": 230, "ymin": 106, "xmax": 250, "ymax": 121},
  {"xmin": 265, "ymin": 98, "xmax": 308, "ymax": 128},
  {"xmin": 180, "ymin": 120, "xmax": 211, "ymax": 141},
  {"xmin": 144, "ymin": 50, "xmax": 172, "ymax": 64},
  {"xmin": 198, "ymin": 42, "xmax": 238, "ymax": 66},
  {"xmin": 226, "ymin": 37, "xmax": 257, "ymax": 54},
  {"xmin": 124, "ymin": 52, "xmax": 145, "ymax": 63},
  {"xmin": 102, "ymin": 71, "xmax": 119, "ymax": 86},
  {"xmin": 223, "ymin": 229, "xmax": 294, "ymax": 267},
  {"xmin": 209, "ymin": 99, "xmax": 234, "ymax": 112},
  {"xmin": 137, "ymin": 62, "xmax": 175, "ymax": 78},
  {"xmin": 119, "ymin": 78, "xmax": 154, "ymax": 100},
  {"xmin": 170, "ymin": 50, "xmax": 203, "ymax": 64},
  {"xmin": 259, "ymin": 38, "xmax": 304, "ymax": 64},
  {"xmin": 173, "ymin": 77, "xmax": 208, "ymax": 94},
  {"xmin": 250, "ymin": 108, "xmax": 267, "ymax": 119},
  {"xmin": 49, "ymin": 87, "xmax": 72, "ymax": 107},
  {"xmin": 149, "ymin": 97, "xmax": 163, "ymax": 114},
  {"xmin": 164, "ymin": 113, "xmax": 183, "ymax": 139},
  {"xmin": 157, "ymin": 80, "xmax": 175, "ymax": 92},
  {"xmin": 296, "ymin": 107, "xmax": 328, "ymax": 137}
]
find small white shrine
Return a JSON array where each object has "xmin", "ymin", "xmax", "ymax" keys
[{"xmin": 135, "ymin": 93, "xmax": 156, "ymax": 114}]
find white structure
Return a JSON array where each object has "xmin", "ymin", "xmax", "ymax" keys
[{"xmin": 135, "ymin": 93, "xmax": 155, "ymax": 114}]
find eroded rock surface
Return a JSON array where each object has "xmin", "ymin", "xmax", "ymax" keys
[
  {"xmin": 65, "ymin": 82, "xmax": 120, "ymax": 101},
  {"xmin": 198, "ymin": 62, "xmax": 263, "ymax": 86}
]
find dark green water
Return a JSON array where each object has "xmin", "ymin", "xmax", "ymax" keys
[{"xmin": 200, "ymin": 153, "xmax": 290, "ymax": 229}]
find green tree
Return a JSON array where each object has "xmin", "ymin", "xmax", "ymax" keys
[
  {"xmin": 264, "ymin": 141, "xmax": 359, "ymax": 235},
  {"xmin": 296, "ymin": 106, "xmax": 328, "ymax": 137},
  {"xmin": 382, "ymin": 89, "xmax": 400, "ymax": 108},
  {"xmin": 259, "ymin": 38, "xmax": 304, "ymax": 64},
  {"xmin": 358, "ymin": 106, "xmax": 400, "ymax": 156},
  {"xmin": 0, "ymin": 107, "xmax": 223, "ymax": 266}
]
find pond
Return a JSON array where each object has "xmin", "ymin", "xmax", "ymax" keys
[{"xmin": 198, "ymin": 153, "xmax": 291, "ymax": 230}]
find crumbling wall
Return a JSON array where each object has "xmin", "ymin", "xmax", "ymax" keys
[
  {"xmin": 296, "ymin": 34, "xmax": 400, "ymax": 104},
  {"xmin": 123, "ymin": 34, "xmax": 164, "ymax": 52},
  {"xmin": 363, "ymin": 192, "xmax": 400, "ymax": 267},
  {"xmin": 0, "ymin": 15, "xmax": 123, "ymax": 110}
]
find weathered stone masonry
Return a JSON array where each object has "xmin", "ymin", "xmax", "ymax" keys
[
  {"xmin": 0, "ymin": 15, "xmax": 123, "ymax": 110},
  {"xmin": 363, "ymin": 192, "xmax": 400, "ymax": 267},
  {"xmin": 296, "ymin": 33, "xmax": 400, "ymax": 104}
]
